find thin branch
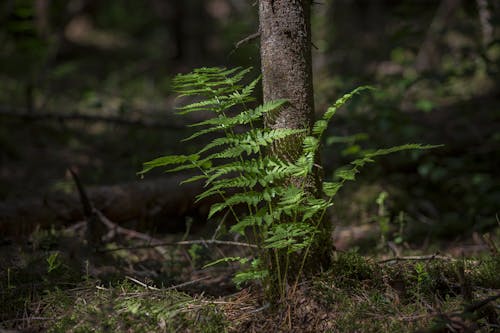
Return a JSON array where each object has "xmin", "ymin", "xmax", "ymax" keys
[
  {"xmin": 125, "ymin": 276, "xmax": 160, "ymax": 290},
  {"xmin": 100, "ymin": 239, "xmax": 258, "ymax": 253},
  {"xmin": 166, "ymin": 276, "xmax": 210, "ymax": 290},
  {"xmin": 234, "ymin": 31, "xmax": 260, "ymax": 49},
  {"xmin": 69, "ymin": 168, "xmax": 168, "ymax": 256},
  {"xmin": 378, "ymin": 253, "xmax": 455, "ymax": 264},
  {"xmin": 464, "ymin": 293, "xmax": 500, "ymax": 313},
  {"xmin": 176, "ymin": 239, "xmax": 257, "ymax": 248}
]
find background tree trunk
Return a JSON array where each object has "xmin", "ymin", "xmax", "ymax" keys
[{"xmin": 258, "ymin": 0, "xmax": 332, "ymax": 278}]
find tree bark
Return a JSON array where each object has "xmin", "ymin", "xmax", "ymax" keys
[
  {"xmin": 258, "ymin": 0, "xmax": 332, "ymax": 277},
  {"xmin": 259, "ymin": 0, "xmax": 315, "ymax": 160}
]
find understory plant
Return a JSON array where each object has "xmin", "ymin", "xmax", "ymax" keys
[{"xmin": 141, "ymin": 67, "xmax": 437, "ymax": 301}]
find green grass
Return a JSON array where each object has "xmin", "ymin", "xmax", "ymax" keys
[{"xmin": 1, "ymin": 237, "xmax": 498, "ymax": 332}]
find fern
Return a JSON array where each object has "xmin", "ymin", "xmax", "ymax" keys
[{"xmin": 141, "ymin": 67, "xmax": 439, "ymax": 300}]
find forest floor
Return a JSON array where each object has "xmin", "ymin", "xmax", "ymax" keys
[{"xmin": 1, "ymin": 219, "xmax": 498, "ymax": 332}]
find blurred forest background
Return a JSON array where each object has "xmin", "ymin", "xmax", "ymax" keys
[
  {"xmin": 1, "ymin": 1, "xmax": 500, "ymax": 331},
  {"xmin": 0, "ymin": 0, "xmax": 499, "ymax": 248}
]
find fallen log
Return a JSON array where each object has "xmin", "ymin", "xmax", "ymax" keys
[
  {"xmin": 0, "ymin": 175, "xmax": 210, "ymax": 237},
  {"xmin": 0, "ymin": 105, "xmax": 186, "ymax": 130}
]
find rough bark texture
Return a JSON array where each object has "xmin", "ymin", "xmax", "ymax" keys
[
  {"xmin": 260, "ymin": 0, "xmax": 315, "ymax": 161},
  {"xmin": 259, "ymin": 0, "xmax": 332, "ymax": 279}
]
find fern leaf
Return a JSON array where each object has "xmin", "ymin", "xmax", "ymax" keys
[
  {"xmin": 198, "ymin": 128, "xmax": 305, "ymax": 157},
  {"xmin": 264, "ymin": 223, "xmax": 316, "ymax": 253},
  {"xmin": 322, "ymin": 181, "xmax": 342, "ymax": 197},
  {"xmin": 230, "ymin": 208, "xmax": 275, "ymax": 234},
  {"xmin": 233, "ymin": 268, "xmax": 268, "ymax": 287},
  {"xmin": 301, "ymin": 197, "xmax": 332, "ymax": 221},
  {"xmin": 364, "ymin": 143, "xmax": 442, "ymax": 158},
  {"xmin": 181, "ymin": 124, "xmax": 226, "ymax": 142},
  {"xmin": 180, "ymin": 174, "xmax": 208, "ymax": 185},
  {"xmin": 139, "ymin": 154, "xmax": 198, "ymax": 174},
  {"xmin": 203, "ymin": 256, "xmax": 249, "ymax": 269},
  {"xmin": 335, "ymin": 167, "xmax": 357, "ymax": 181}
]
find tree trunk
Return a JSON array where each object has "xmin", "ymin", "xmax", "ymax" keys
[
  {"xmin": 258, "ymin": 0, "xmax": 332, "ymax": 278},
  {"xmin": 259, "ymin": 0, "xmax": 315, "ymax": 158}
]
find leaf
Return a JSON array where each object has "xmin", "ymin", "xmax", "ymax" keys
[
  {"xmin": 233, "ymin": 269, "xmax": 268, "ymax": 287},
  {"xmin": 323, "ymin": 86, "xmax": 374, "ymax": 122},
  {"xmin": 335, "ymin": 167, "xmax": 357, "ymax": 181},
  {"xmin": 325, "ymin": 133, "xmax": 369, "ymax": 146},
  {"xmin": 323, "ymin": 181, "xmax": 343, "ymax": 197},
  {"xmin": 364, "ymin": 143, "xmax": 442, "ymax": 158},
  {"xmin": 139, "ymin": 154, "xmax": 199, "ymax": 174},
  {"xmin": 180, "ymin": 174, "xmax": 208, "ymax": 185},
  {"xmin": 208, "ymin": 202, "xmax": 227, "ymax": 219},
  {"xmin": 230, "ymin": 208, "xmax": 275, "ymax": 234},
  {"xmin": 203, "ymin": 256, "xmax": 249, "ymax": 269},
  {"xmin": 264, "ymin": 223, "xmax": 317, "ymax": 253}
]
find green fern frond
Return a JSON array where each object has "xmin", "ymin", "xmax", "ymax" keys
[
  {"xmin": 203, "ymin": 256, "xmax": 249, "ymax": 269},
  {"xmin": 301, "ymin": 197, "xmax": 332, "ymax": 221},
  {"xmin": 335, "ymin": 167, "xmax": 357, "ymax": 181},
  {"xmin": 323, "ymin": 85, "xmax": 374, "ymax": 121},
  {"xmin": 264, "ymin": 223, "xmax": 317, "ymax": 253},
  {"xmin": 230, "ymin": 216, "xmax": 259, "ymax": 235},
  {"xmin": 233, "ymin": 267, "xmax": 268, "ymax": 287},
  {"xmin": 176, "ymin": 96, "xmax": 230, "ymax": 114},
  {"xmin": 180, "ymin": 174, "xmax": 208, "ymax": 185},
  {"xmin": 202, "ymin": 157, "xmax": 293, "ymax": 186},
  {"xmin": 196, "ymin": 174, "xmax": 259, "ymax": 202},
  {"xmin": 238, "ymin": 75, "xmax": 261, "ymax": 100},
  {"xmin": 189, "ymin": 99, "xmax": 288, "ymax": 129},
  {"xmin": 334, "ymin": 143, "xmax": 442, "ymax": 184},
  {"xmin": 142, "ymin": 66, "xmax": 441, "ymax": 291},
  {"xmin": 139, "ymin": 154, "xmax": 199, "ymax": 174},
  {"xmin": 179, "ymin": 100, "xmax": 288, "ymax": 142},
  {"xmin": 173, "ymin": 67, "xmax": 252, "ymax": 98},
  {"xmin": 312, "ymin": 86, "xmax": 374, "ymax": 139},
  {"xmin": 181, "ymin": 124, "xmax": 226, "ymax": 142},
  {"xmin": 322, "ymin": 181, "xmax": 342, "ymax": 197},
  {"xmin": 199, "ymin": 128, "xmax": 305, "ymax": 160},
  {"xmin": 364, "ymin": 143, "xmax": 442, "ymax": 158},
  {"xmin": 277, "ymin": 187, "xmax": 305, "ymax": 210},
  {"xmin": 203, "ymin": 159, "xmax": 264, "ymax": 184}
]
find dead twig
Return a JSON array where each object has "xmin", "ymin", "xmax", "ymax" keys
[
  {"xmin": 378, "ymin": 253, "xmax": 455, "ymax": 264},
  {"xmin": 125, "ymin": 276, "xmax": 160, "ymax": 290},
  {"xmin": 100, "ymin": 239, "xmax": 258, "ymax": 253},
  {"xmin": 166, "ymin": 277, "xmax": 210, "ymax": 290},
  {"xmin": 464, "ymin": 293, "xmax": 500, "ymax": 313},
  {"xmin": 69, "ymin": 168, "xmax": 168, "ymax": 256},
  {"xmin": 234, "ymin": 31, "xmax": 260, "ymax": 49}
]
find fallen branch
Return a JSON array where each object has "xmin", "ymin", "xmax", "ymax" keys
[
  {"xmin": 464, "ymin": 293, "xmax": 500, "ymax": 313},
  {"xmin": 125, "ymin": 276, "xmax": 160, "ymax": 290},
  {"xmin": 378, "ymin": 253, "xmax": 455, "ymax": 264},
  {"xmin": 100, "ymin": 239, "xmax": 258, "ymax": 253},
  {"xmin": 0, "ymin": 174, "xmax": 210, "ymax": 237},
  {"xmin": 0, "ymin": 105, "xmax": 185, "ymax": 130}
]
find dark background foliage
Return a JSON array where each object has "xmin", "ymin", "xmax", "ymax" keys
[{"xmin": 0, "ymin": 0, "xmax": 498, "ymax": 245}]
